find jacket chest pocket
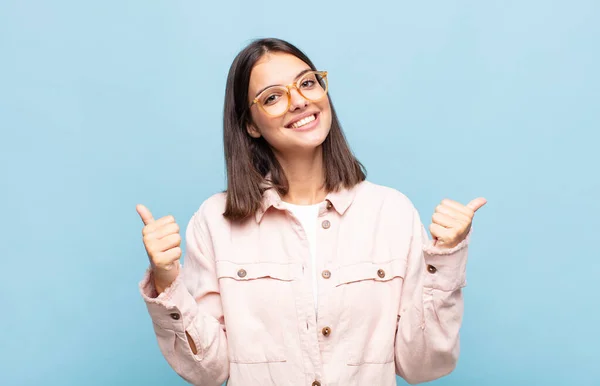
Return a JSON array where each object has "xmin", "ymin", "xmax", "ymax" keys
[
  {"xmin": 335, "ymin": 258, "xmax": 406, "ymax": 366},
  {"xmin": 216, "ymin": 260, "xmax": 302, "ymax": 364}
]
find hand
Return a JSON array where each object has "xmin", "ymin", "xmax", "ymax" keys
[
  {"xmin": 430, "ymin": 197, "xmax": 487, "ymax": 249},
  {"xmin": 136, "ymin": 204, "xmax": 182, "ymax": 292}
]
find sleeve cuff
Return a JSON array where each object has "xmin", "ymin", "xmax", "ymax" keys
[
  {"xmin": 138, "ymin": 263, "xmax": 198, "ymax": 331},
  {"xmin": 422, "ymin": 229, "xmax": 471, "ymax": 291}
]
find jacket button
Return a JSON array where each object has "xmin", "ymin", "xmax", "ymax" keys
[
  {"xmin": 321, "ymin": 220, "xmax": 330, "ymax": 229},
  {"xmin": 312, "ymin": 382, "xmax": 321, "ymax": 386},
  {"xmin": 427, "ymin": 265, "xmax": 437, "ymax": 274},
  {"xmin": 237, "ymin": 269, "xmax": 247, "ymax": 278},
  {"xmin": 169, "ymin": 313, "xmax": 180, "ymax": 320},
  {"xmin": 322, "ymin": 326, "xmax": 331, "ymax": 336},
  {"xmin": 377, "ymin": 269, "xmax": 385, "ymax": 278},
  {"xmin": 321, "ymin": 270, "xmax": 331, "ymax": 279}
]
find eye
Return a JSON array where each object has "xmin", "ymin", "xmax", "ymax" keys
[
  {"xmin": 262, "ymin": 93, "xmax": 282, "ymax": 106},
  {"xmin": 300, "ymin": 79, "xmax": 316, "ymax": 89}
]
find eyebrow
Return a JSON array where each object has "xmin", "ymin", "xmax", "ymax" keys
[{"xmin": 254, "ymin": 68, "xmax": 313, "ymax": 98}]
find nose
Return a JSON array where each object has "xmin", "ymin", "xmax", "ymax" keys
[{"xmin": 288, "ymin": 87, "xmax": 308, "ymax": 111}]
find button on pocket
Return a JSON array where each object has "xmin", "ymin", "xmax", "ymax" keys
[
  {"xmin": 336, "ymin": 258, "xmax": 406, "ymax": 366},
  {"xmin": 216, "ymin": 261, "xmax": 302, "ymax": 364}
]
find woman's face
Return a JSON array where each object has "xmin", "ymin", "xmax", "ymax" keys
[{"xmin": 246, "ymin": 52, "xmax": 332, "ymax": 155}]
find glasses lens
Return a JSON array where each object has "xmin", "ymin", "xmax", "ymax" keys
[
  {"xmin": 298, "ymin": 72, "xmax": 327, "ymax": 101},
  {"xmin": 257, "ymin": 86, "xmax": 289, "ymax": 116}
]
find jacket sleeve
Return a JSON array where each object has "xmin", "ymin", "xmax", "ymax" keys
[
  {"xmin": 394, "ymin": 206, "xmax": 470, "ymax": 384},
  {"xmin": 139, "ymin": 206, "xmax": 229, "ymax": 386}
]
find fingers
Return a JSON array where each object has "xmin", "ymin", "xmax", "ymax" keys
[
  {"xmin": 137, "ymin": 205, "xmax": 182, "ymax": 289},
  {"xmin": 156, "ymin": 233, "xmax": 182, "ymax": 251},
  {"xmin": 432, "ymin": 212, "xmax": 457, "ymax": 228},
  {"xmin": 434, "ymin": 203, "xmax": 471, "ymax": 222},
  {"xmin": 441, "ymin": 197, "xmax": 487, "ymax": 217},
  {"xmin": 144, "ymin": 233, "xmax": 181, "ymax": 253},
  {"xmin": 137, "ymin": 204, "xmax": 182, "ymax": 269},
  {"xmin": 429, "ymin": 223, "xmax": 455, "ymax": 243},
  {"xmin": 153, "ymin": 247, "xmax": 182, "ymax": 269},
  {"xmin": 467, "ymin": 197, "xmax": 488, "ymax": 213},
  {"xmin": 142, "ymin": 215, "xmax": 176, "ymax": 236},
  {"xmin": 440, "ymin": 199, "xmax": 474, "ymax": 218},
  {"xmin": 143, "ymin": 231, "xmax": 182, "ymax": 271},
  {"xmin": 430, "ymin": 196, "xmax": 486, "ymax": 249},
  {"xmin": 147, "ymin": 222, "xmax": 180, "ymax": 240},
  {"xmin": 136, "ymin": 204, "xmax": 155, "ymax": 225}
]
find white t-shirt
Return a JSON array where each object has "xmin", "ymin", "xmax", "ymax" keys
[{"xmin": 282, "ymin": 201, "xmax": 321, "ymax": 312}]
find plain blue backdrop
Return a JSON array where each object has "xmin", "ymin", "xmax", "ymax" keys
[{"xmin": 1, "ymin": 1, "xmax": 599, "ymax": 385}]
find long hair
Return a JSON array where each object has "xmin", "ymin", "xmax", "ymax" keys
[{"xmin": 222, "ymin": 38, "xmax": 366, "ymax": 222}]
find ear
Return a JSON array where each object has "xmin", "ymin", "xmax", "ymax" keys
[{"xmin": 246, "ymin": 122, "xmax": 261, "ymax": 138}]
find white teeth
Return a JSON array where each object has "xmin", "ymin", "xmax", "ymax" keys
[{"xmin": 290, "ymin": 114, "xmax": 316, "ymax": 129}]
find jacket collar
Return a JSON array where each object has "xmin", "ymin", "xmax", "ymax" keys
[{"xmin": 254, "ymin": 173, "xmax": 359, "ymax": 223}]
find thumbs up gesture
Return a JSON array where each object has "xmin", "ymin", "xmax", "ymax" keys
[
  {"xmin": 136, "ymin": 204, "xmax": 182, "ymax": 292},
  {"xmin": 430, "ymin": 197, "xmax": 487, "ymax": 249}
]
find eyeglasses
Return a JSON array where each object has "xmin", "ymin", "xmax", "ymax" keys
[{"xmin": 249, "ymin": 70, "xmax": 328, "ymax": 117}]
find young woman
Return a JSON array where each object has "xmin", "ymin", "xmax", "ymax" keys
[{"xmin": 137, "ymin": 38, "xmax": 486, "ymax": 386}]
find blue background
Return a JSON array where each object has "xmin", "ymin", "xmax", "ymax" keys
[{"xmin": 1, "ymin": 1, "xmax": 598, "ymax": 385}]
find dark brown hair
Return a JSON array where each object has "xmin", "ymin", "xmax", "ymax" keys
[{"xmin": 222, "ymin": 38, "xmax": 366, "ymax": 222}]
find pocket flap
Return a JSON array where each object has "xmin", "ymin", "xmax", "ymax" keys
[
  {"xmin": 335, "ymin": 258, "xmax": 406, "ymax": 286},
  {"xmin": 216, "ymin": 261, "xmax": 302, "ymax": 281}
]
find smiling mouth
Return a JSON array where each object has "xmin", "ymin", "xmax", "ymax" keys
[{"xmin": 287, "ymin": 113, "xmax": 318, "ymax": 129}]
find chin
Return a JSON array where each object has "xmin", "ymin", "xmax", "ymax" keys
[{"xmin": 295, "ymin": 129, "xmax": 330, "ymax": 151}]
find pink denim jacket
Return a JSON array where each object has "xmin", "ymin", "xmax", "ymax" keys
[{"xmin": 139, "ymin": 180, "xmax": 470, "ymax": 386}]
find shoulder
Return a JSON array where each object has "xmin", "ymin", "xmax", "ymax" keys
[
  {"xmin": 355, "ymin": 180, "xmax": 417, "ymax": 213},
  {"xmin": 198, "ymin": 191, "xmax": 228, "ymax": 216},
  {"xmin": 188, "ymin": 191, "xmax": 228, "ymax": 229}
]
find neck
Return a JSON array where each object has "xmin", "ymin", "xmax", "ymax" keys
[{"xmin": 275, "ymin": 147, "xmax": 327, "ymax": 205}]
